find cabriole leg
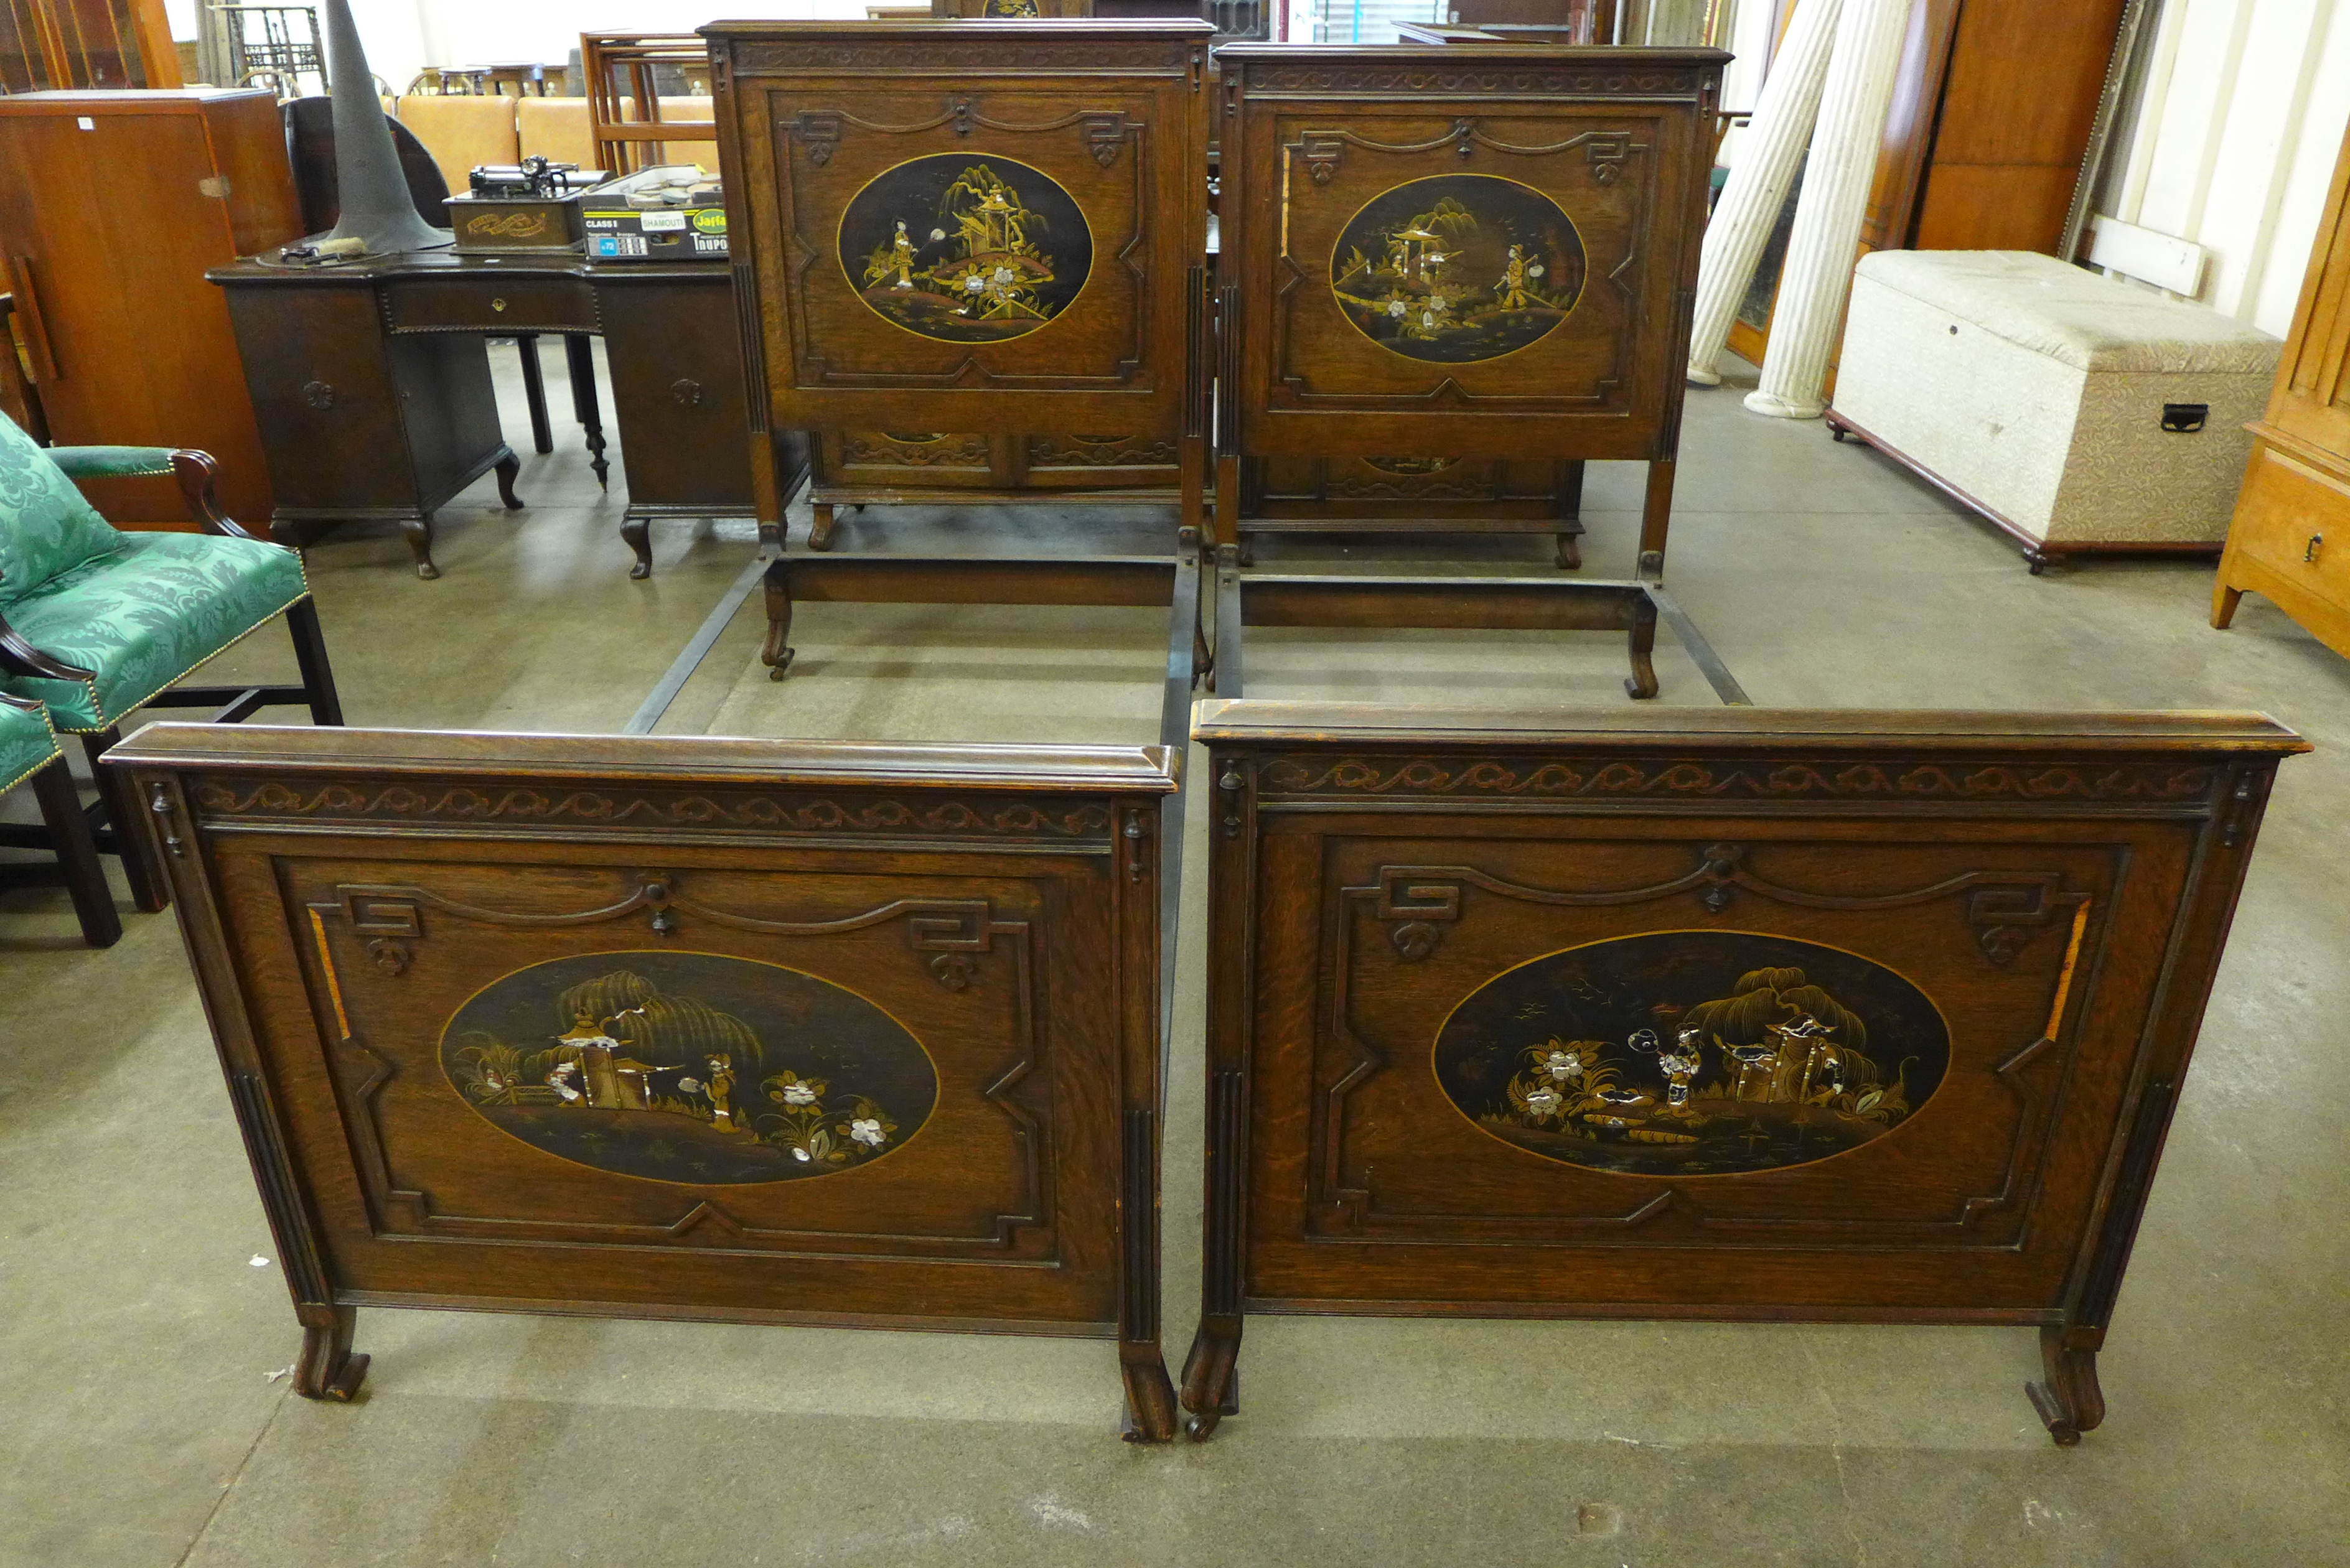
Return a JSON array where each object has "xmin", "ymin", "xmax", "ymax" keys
[
  {"xmin": 400, "ymin": 514, "xmax": 439, "ymax": 581},
  {"xmin": 761, "ymin": 562, "xmax": 795, "ymax": 680},
  {"xmin": 622, "ymin": 513, "xmax": 652, "ymax": 580},
  {"xmin": 1556, "ymin": 459, "xmax": 1585, "ymax": 569},
  {"xmin": 293, "ymin": 1303, "xmax": 368, "ymax": 1402},
  {"xmin": 1179, "ymin": 1318, "xmax": 1243, "ymax": 1440},
  {"xmin": 2025, "ymin": 1325, "xmax": 2104, "ymax": 1447},
  {"xmin": 494, "ymin": 454, "xmax": 525, "ymax": 511},
  {"xmin": 1121, "ymin": 1351, "xmax": 1178, "ymax": 1444},
  {"xmin": 1624, "ymin": 593, "xmax": 1660, "ymax": 700}
]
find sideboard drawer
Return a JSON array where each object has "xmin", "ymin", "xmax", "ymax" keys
[
  {"xmin": 2232, "ymin": 442, "xmax": 2350, "ymax": 602},
  {"xmin": 382, "ymin": 276, "xmax": 597, "ymax": 334}
]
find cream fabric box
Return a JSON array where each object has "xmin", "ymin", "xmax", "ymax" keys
[{"xmin": 1830, "ymin": 251, "xmax": 2279, "ymax": 564}]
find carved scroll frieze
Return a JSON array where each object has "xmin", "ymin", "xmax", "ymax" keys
[
  {"xmin": 1255, "ymin": 755, "xmax": 2222, "ymax": 806},
  {"xmin": 190, "ymin": 778, "xmax": 1115, "ymax": 838},
  {"xmin": 1329, "ymin": 467, "xmax": 1491, "ymax": 500},
  {"xmin": 731, "ymin": 39, "xmax": 1184, "ymax": 74},
  {"xmin": 1028, "ymin": 434, "xmax": 1178, "ymax": 466},
  {"xmin": 1244, "ymin": 63, "xmax": 1701, "ymax": 97},
  {"xmin": 845, "ymin": 432, "xmax": 991, "ymax": 467}
]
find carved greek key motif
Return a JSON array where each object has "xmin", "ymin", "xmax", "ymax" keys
[
  {"xmin": 791, "ymin": 110, "xmax": 843, "ymax": 165},
  {"xmin": 1079, "ymin": 110, "xmax": 1130, "ymax": 167},
  {"xmin": 1583, "ymin": 130, "xmax": 1634, "ymax": 184},
  {"xmin": 1299, "ymin": 130, "xmax": 1342, "ymax": 184}
]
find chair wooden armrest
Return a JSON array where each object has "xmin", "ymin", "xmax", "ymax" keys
[
  {"xmin": 44, "ymin": 446, "xmax": 259, "ymax": 539},
  {"xmin": 0, "ymin": 605, "xmax": 95, "ymax": 683}
]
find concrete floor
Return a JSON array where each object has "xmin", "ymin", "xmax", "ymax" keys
[{"xmin": 2, "ymin": 348, "xmax": 2346, "ymax": 1567}]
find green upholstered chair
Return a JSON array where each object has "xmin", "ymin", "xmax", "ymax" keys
[
  {"xmin": 0, "ymin": 689, "xmax": 119, "ymax": 946},
  {"xmin": 0, "ymin": 420, "xmax": 342, "ymax": 913}
]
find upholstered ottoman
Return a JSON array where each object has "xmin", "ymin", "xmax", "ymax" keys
[{"xmin": 1828, "ymin": 251, "xmax": 2280, "ymax": 568}]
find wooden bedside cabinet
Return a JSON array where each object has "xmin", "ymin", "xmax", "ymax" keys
[{"xmin": 2215, "ymin": 118, "xmax": 2350, "ymax": 657}]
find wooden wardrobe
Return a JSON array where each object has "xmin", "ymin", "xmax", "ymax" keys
[
  {"xmin": 0, "ymin": 0, "xmax": 179, "ymax": 92},
  {"xmin": 2212, "ymin": 118, "xmax": 2350, "ymax": 660},
  {"xmin": 1730, "ymin": 0, "xmax": 2128, "ymax": 369},
  {"xmin": 0, "ymin": 89, "xmax": 298, "ymax": 528}
]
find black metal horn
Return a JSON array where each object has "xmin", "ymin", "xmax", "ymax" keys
[{"xmin": 321, "ymin": 0, "xmax": 449, "ymax": 254}]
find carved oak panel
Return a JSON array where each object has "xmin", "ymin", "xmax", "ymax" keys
[
  {"xmin": 114, "ymin": 726, "xmax": 1181, "ymax": 1439},
  {"xmin": 709, "ymin": 21, "xmax": 1211, "ymax": 441},
  {"xmin": 1180, "ymin": 701, "xmax": 2305, "ymax": 1445},
  {"xmin": 1217, "ymin": 45, "xmax": 1725, "ymax": 463},
  {"xmin": 813, "ymin": 427, "xmax": 1182, "ymax": 495}
]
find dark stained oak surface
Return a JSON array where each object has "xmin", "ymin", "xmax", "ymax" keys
[
  {"xmin": 110, "ymin": 723, "xmax": 1184, "ymax": 1440},
  {"xmin": 1212, "ymin": 44, "xmax": 1726, "ymax": 562},
  {"xmin": 705, "ymin": 19, "xmax": 1213, "ymax": 544},
  {"xmin": 1191, "ymin": 700, "xmax": 2310, "ymax": 754},
  {"xmin": 1179, "ymin": 699, "xmax": 2306, "ymax": 1447}
]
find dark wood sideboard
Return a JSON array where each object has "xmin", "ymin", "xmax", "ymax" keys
[
  {"xmin": 1182, "ymin": 700, "xmax": 2305, "ymax": 1445},
  {"xmin": 210, "ymin": 251, "xmax": 809, "ymax": 577},
  {"xmin": 108, "ymin": 723, "xmax": 1185, "ymax": 1440}
]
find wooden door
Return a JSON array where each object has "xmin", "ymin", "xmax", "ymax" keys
[{"xmin": 2261, "ymin": 119, "xmax": 2350, "ymax": 470}]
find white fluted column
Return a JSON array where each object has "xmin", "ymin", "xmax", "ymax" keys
[
  {"xmin": 1685, "ymin": 0, "xmax": 1843, "ymax": 386},
  {"xmin": 1744, "ymin": 0, "xmax": 1911, "ymax": 418}
]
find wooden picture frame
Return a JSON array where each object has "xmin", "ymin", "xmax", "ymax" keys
[
  {"xmin": 1181, "ymin": 699, "xmax": 2305, "ymax": 1445},
  {"xmin": 111, "ymin": 725, "xmax": 1187, "ymax": 1440}
]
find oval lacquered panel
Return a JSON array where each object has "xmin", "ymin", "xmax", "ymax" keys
[
  {"xmin": 838, "ymin": 153, "xmax": 1092, "ymax": 344},
  {"xmin": 1330, "ymin": 173, "xmax": 1587, "ymax": 364},
  {"xmin": 1431, "ymin": 931, "xmax": 1952, "ymax": 1177},
  {"xmin": 441, "ymin": 951, "xmax": 937, "ymax": 1184}
]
